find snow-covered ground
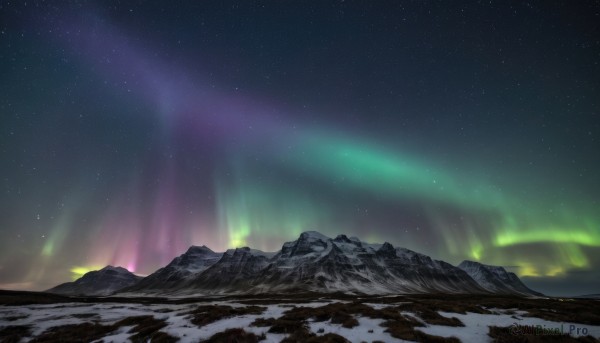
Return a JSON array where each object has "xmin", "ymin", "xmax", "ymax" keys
[
  {"xmin": 1, "ymin": 300, "xmax": 599, "ymax": 342},
  {"xmin": 417, "ymin": 309, "xmax": 600, "ymax": 343}
]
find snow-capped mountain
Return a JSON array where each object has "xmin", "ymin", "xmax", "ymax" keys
[
  {"xmin": 227, "ymin": 231, "xmax": 488, "ymax": 295},
  {"xmin": 122, "ymin": 245, "xmax": 222, "ymax": 292},
  {"xmin": 458, "ymin": 260, "xmax": 543, "ymax": 296},
  {"xmin": 121, "ymin": 231, "xmax": 540, "ymax": 296},
  {"xmin": 48, "ymin": 231, "xmax": 542, "ymax": 296},
  {"xmin": 47, "ymin": 266, "xmax": 142, "ymax": 296}
]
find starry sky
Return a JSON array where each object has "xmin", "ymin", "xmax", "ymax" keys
[{"xmin": 1, "ymin": 1, "xmax": 599, "ymax": 296}]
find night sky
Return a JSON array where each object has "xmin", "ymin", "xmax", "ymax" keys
[{"xmin": 1, "ymin": 1, "xmax": 599, "ymax": 296}]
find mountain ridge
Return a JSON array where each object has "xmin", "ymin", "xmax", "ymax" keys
[
  {"xmin": 458, "ymin": 260, "xmax": 543, "ymax": 296},
  {"xmin": 46, "ymin": 265, "xmax": 142, "ymax": 296},
  {"xmin": 48, "ymin": 231, "xmax": 543, "ymax": 297}
]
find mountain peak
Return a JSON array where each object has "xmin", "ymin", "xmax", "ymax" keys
[
  {"xmin": 234, "ymin": 247, "xmax": 251, "ymax": 254},
  {"xmin": 299, "ymin": 230, "xmax": 331, "ymax": 241},
  {"xmin": 381, "ymin": 241, "xmax": 395, "ymax": 250},
  {"xmin": 100, "ymin": 266, "xmax": 131, "ymax": 273},
  {"xmin": 47, "ymin": 265, "xmax": 142, "ymax": 296},
  {"xmin": 334, "ymin": 234, "xmax": 351, "ymax": 243},
  {"xmin": 376, "ymin": 242, "xmax": 397, "ymax": 258},
  {"xmin": 186, "ymin": 245, "xmax": 215, "ymax": 254}
]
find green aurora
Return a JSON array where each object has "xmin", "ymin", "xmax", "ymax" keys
[{"xmin": 215, "ymin": 132, "xmax": 599, "ymax": 279}]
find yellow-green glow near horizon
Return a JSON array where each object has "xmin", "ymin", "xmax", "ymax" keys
[
  {"xmin": 493, "ymin": 225, "xmax": 596, "ymax": 273},
  {"xmin": 228, "ymin": 224, "xmax": 250, "ymax": 248},
  {"xmin": 518, "ymin": 263, "xmax": 542, "ymax": 277},
  {"xmin": 517, "ymin": 262, "xmax": 569, "ymax": 278},
  {"xmin": 69, "ymin": 266, "xmax": 103, "ymax": 281}
]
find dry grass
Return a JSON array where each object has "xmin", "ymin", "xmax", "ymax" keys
[
  {"xmin": 3, "ymin": 314, "xmax": 29, "ymax": 321},
  {"xmin": 279, "ymin": 328, "xmax": 316, "ymax": 342},
  {"xmin": 278, "ymin": 328, "xmax": 352, "ymax": 342},
  {"xmin": 397, "ymin": 302, "xmax": 465, "ymax": 327},
  {"xmin": 250, "ymin": 317, "xmax": 277, "ymax": 327},
  {"xmin": 304, "ymin": 333, "xmax": 350, "ymax": 342},
  {"xmin": 238, "ymin": 298, "xmax": 327, "ymax": 305},
  {"xmin": 382, "ymin": 317, "xmax": 421, "ymax": 340},
  {"xmin": 250, "ymin": 301, "xmax": 462, "ymax": 342},
  {"xmin": 27, "ymin": 316, "xmax": 177, "ymax": 343},
  {"xmin": 145, "ymin": 331, "xmax": 181, "ymax": 343},
  {"xmin": 3, "ymin": 291, "xmax": 599, "ymax": 342},
  {"xmin": 250, "ymin": 313, "xmax": 336, "ymax": 341},
  {"xmin": 365, "ymin": 294, "xmax": 600, "ymax": 326},
  {"xmin": 267, "ymin": 318, "xmax": 309, "ymax": 334},
  {"xmin": 29, "ymin": 322, "xmax": 117, "ymax": 343},
  {"xmin": 472, "ymin": 297, "xmax": 600, "ymax": 326},
  {"xmin": 413, "ymin": 331, "xmax": 462, "ymax": 343},
  {"xmin": 0, "ymin": 325, "xmax": 31, "ymax": 343},
  {"xmin": 205, "ymin": 328, "xmax": 266, "ymax": 343},
  {"xmin": 114, "ymin": 315, "xmax": 178, "ymax": 342},
  {"xmin": 187, "ymin": 304, "xmax": 266, "ymax": 327},
  {"xmin": 281, "ymin": 303, "xmax": 362, "ymax": 328}
]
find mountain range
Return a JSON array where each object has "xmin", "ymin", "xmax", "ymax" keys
[{"xmin": 47, "ymin": 231, "xmax": 542, "ymax": 296}]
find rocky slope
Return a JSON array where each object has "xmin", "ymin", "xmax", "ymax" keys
[
  {"xmin": 458, "ymin": 260, "xmax": 543, "ymax": 296},
  {"xmin": 47, "ymin": 266, "xmax": 142, "ymax": 296}
]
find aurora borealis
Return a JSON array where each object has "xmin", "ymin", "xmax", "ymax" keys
[{"xmin": 0, "ymin": 2, "xmax": 599, "ymax": 296}]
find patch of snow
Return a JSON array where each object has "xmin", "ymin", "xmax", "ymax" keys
[
  {"xmin": 162, "ymin": 305, "xmax": 289, "ymax": 342},
  {"xmin": 417, "ymin": 311, "xmax": 600, "ymax": 343}
]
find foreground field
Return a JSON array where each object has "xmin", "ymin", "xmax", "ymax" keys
[{"xmin": 0, "ymin": 291, "xmax": 599, "ymax": 342}]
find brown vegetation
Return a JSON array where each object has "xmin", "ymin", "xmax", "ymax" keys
[
  {"xmin": 27, "ymin": 316, "xmax": 177, "ymax": 343},
  {"xmin": 187, "ymin": 304, "xmax": 266, "ymax": 327},
  {"xmin": 114, "ymin": 315, "xmax": 177, "ymax": 342},
  {"xmin": 2, "ymin": 291, "xmax": 598, "ymax": 342},
  {"xmin": 205, "ymin": 328, "xmax": 266, "ymax": 343},
  {"xmin": 0, "ymin": 325, "xmax": 31, "ymax": 343},
  {"xmin": 427, "ymin": 295, "xmax": 600, "ymax": 326},
  {"xmin": 248, "ymin": 301, "xmax": 462, "ymax": 342},
  {"xmin": 29, "ymin": 322, "xmax": 117, "ymax": 343},
  {"xmin": 3, "ymin": 314, "xmax": 29, "ymax": 321},
  {"xmin": 303, "ymin": 333, "xmax": 350, "ymax": 342}
]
